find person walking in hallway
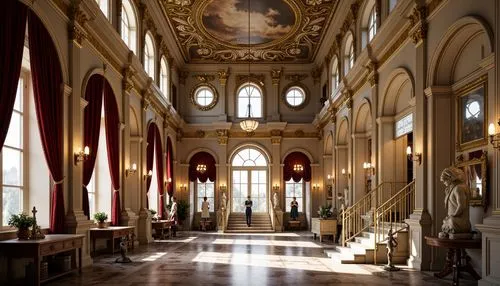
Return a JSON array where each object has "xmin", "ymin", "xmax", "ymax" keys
[
  {"xmin": 169, "ymin": 197, "xmax": 178, "ymax": 237},
  {"xmin": 245, "ymin": 195, "xmax": 253, "ymax": 227}
]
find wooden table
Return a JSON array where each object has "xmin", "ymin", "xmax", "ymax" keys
[
  {"xmin": 152, "ymin": 220, "xmax": 172, "ymax": 239},
  {"xmin": 311, "ymin": 218, "xmax": 337, "ymax": 243},
  {"xmin": 0, "ymin": 234, "xmax": 84, "ymax": 285},
  {"xmin": 425, "ymin": 236, "xmax": 481, "ymax": 286},
  {"xmin": 90, "ymin": 226, "xmax": 135, "ymax": 256},
  {"xmin": 200, "ymin": 219, "xmax": 212, "ymax": 231},
  {"xmin": 288, "ymin": 220, "xmax": 301, "ymax": 230}
]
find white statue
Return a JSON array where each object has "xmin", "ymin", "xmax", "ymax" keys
[
  {"xmin": 220, "ymin": 191, "xmax": 227, "ymax": 211},
  {"xmin": 273, "ymin": 192, "xmax": 280, "ymax": 210},
  {"xmin": 438, "ymin": 167, "xmax": 471, "ymax": 239}
]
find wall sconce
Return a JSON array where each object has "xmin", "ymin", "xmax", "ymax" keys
[
  {"xmin": 363, "ymin": 162, "xmax": 375, "ymax": 176},
  {"xmin": 312, "ymin": 184, "xmax": 319, "ymax": 191},
  {"xmin": 125, "ymin": 163, "xmax": 137, "ymax": 177},
  {"xmin": 196, "ymin": 164, "xmax": 207, "ymax": 173},
  {"xmin": 219, "ymin": 184, "xmax": 227, "ymax": 192},
  {"xmin": 327, "ymin": 174, "xmax": 334, "ymax": 184},
  {"xmin": 164, "ymin": 177, "xmax": 172, "ymax": 187},
  {"xmin": 180, "ymin": 184, "xmax": 187, "ymax": 192},
  {"xmin": 272, "ymin": 184, "xmax": 280, "ymax": 191},
  {"xmin": 143, "ymin": 170, "xmax": 153, "ymax": 181},
  {"xmin": 341, "ymin": 168, "xmax": 351, "ymax": 179},
  {"xmin": 406, "ymin": 146, "xmax": 422, "ymax": 165},
  {"xmin": 488, "ymin": 120, "xmax": 500, "ymax": 149},
  {"xmin": 293, "ymin": 164, "xmax": 304, "ymax": 172},
  {"xmin": 74, "ymin": 146, "xmax": 90, "ymax": 165}
]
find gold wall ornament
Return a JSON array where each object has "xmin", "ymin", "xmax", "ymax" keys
[
  {"xmin": 217, "ymin": 69, "xmax": 230, "ymax": 86},
  {"xmin": 193, "ymin": 74, "xmax": 216, "ymax": 82},
  {"xmin": 122, "ymin": 65, "xmax": 136, "ymax": 93},
  {"xmin": 195, "ymin": 130, "xmax": 206, "ymax": 138},
  {"xmin": 271, "ymin": 69, "xmax": 283, "ymax": 85},
  {"xmin": 216, "ymin": 129, "xmax": 229, "ymax": 145},
  {"xmin": 236, "ymin": 74, "xmax": 265, "ymax": 86},
  {"xmin": 270, "ymin": 129, "xmax": 282, "ymax": 137},
  {"xmin": 284, "ymin": 73, "xmax": 308, "ymax": 82},
  {"xmin": 294, "ymin": 130, "xmax": 305, "ymax": 137},
  {"xmin": 189, "ymin": 82, "xmax": 219, "ymax": 111}
]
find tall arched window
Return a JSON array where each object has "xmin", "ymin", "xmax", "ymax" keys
[
  {"xmin": 95, "ymin": 0, "xmax": 109, "ymax": 19},
  {"xmin": 121, "ymin": 0, "xmax": 137, "ymax": 54},
  {"xmin": 331, "ymin": 56, "xmax": 339, "ymax": 93},
  {"xmin": 231, "ymin": 147, "xmax": 268, "ymax": 213},
  {"xmin": 237, "ymin": 83, "xmax": 262, "ymax": 118},
  {"xmin": 144, "ymin": 33, "xmax": 155, "ymax": 79},
  {"xmin": 160, "ymin": 57, "xmax": 169, "ymax": 99},
  {"xmin": 368, "ymin": 7, "xmax": 377, "ymax": 42},
  {"xmin": 344, "ymin": 34, "xmax": 355, "ymax": 75}
]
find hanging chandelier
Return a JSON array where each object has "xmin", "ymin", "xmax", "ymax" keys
[
  {"xmin": 196, "ymin": 164, "xmax": 207, "ymax": 173},
  {"xmin": 240, "ymin": 0, "xmax": 259, "ymax": 133}
]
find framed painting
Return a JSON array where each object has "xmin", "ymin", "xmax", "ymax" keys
[
  {"xmin": 455, "ymin": 151, "xmax": 488, "ymax": 211},
  {"xmin": 456, "ymin": 76, "xmax": 488, "ymax": 151}
]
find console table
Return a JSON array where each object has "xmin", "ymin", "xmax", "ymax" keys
[
  {"xmin": 311, "ymin": 218, "xmax": 337, "ymax": 243},
  {"xmin": 90, "ymin": 226, "xmax": 135, "ymax": 256},
  {"xmin": 425, "ymin": 236, "xmax": 481, "ymax": 286},
  {"xmin": 0, "ymin": 234, "xmax": 84, "ymax": 285},
  {"xmin": 152, "ymin": 220, "xmax": 172, "ymax": 239}
]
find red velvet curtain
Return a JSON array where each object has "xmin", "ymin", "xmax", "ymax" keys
[
  {"xmin": 145, "ymin": 123, "xmax": 156, "ymax": 208},
  {"xmin": 189, "ymin": 152, "xmax": 216, "ymax": 183},
  {"xmin": 154, "ymin": 129, "xmax": 165, "ymax": 218},
  {"xmin": 283, "ymin": 152, "xmax": 311, "ymax": 182},
  {"xmin": 0, "ymin": 0, "xmax": 27, "ymax": 150},
  {"xmin": 103, "ymin": 81, "xmax": 121, "ymax": 226},
  {"xmin": 28, "ymin": 12, "xmax": 65, "ymax": 233},
  {"xmin": 82, "ymin": 75, "xmax": 104, "ymax": 219},
  {"xmin": 166, "ymin": 137, "xmax": 174, "ymax": 197}
]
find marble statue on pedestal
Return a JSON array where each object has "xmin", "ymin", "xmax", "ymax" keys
[
  {"xmin": 438, "ymin": 167, "xmax": 472, "ymax": 239},
  {"xmin": 220, "ymin": 192, "xmax": 227, "ymax": 211},
  {"xmin": 273, "ymin": 192, "xmax": 280, "ymax": 210}
]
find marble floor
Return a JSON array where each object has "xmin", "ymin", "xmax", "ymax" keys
[{"xmin": 48, "ymin": 232, "xmax": 478, "ymax": 286}]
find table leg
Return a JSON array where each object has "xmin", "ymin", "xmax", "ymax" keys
[
  {"xmin": 434, "ymin": 248, "xmax": 454, "ymax": 279},
  {"xmin": 313, "ymin": 233, "xmax": 317, "ymax": 240},
  {"xmin": 78, "ymin": 247, "xmax": 82, "ymax": 274},
  {"xmin": 112, "ymin": 236, "xmax": 115, "ymax": 254},
  {"xmin": 453, "ymin": 247, "xmax": 461, "ymax": 286},
  {"xmin": 93, "ymin": 237, "xmax": 96, "ymax": 257},
  {"xmin": 34, "ymin": 254, "xmax": 40, "ymax": 285},
  {"xmin": 7, "ymin": 257, "xmax": 12, "ymax": 282}
]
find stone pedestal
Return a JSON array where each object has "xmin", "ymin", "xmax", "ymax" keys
[
  {"xmin": 273, "ymin": 210, "xmax": 284, "ymax": 232},
  {"xmin": 217, "ymin": 209, "xmax": 226, "ymax": 232},
  {"xmin": 121, "ymin": 208, "xmax": 139, "ymax": 246},
  {"xmin": 65, "ymin": 210, "xmax": 94, "ymax": 267},
  {"xmin": 137, "ymin": 208, "xmax": 153, "ymax": 244},
  {"xmin": 405, "ymin": 209, "xmax": 432, "ymax": 270},
  {"xmin": 476, "ymin": 216, "xmax": 500, "ymax": 286}
]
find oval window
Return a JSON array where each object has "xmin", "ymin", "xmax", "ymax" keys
[{"xmin": 285, "ymin": 86, "xmax": 306, "ymax": 107}]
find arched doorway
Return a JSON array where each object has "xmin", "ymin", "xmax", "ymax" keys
[{"xmin": 231, "ymin": 147, "xmax": 268, "ymax": 213}]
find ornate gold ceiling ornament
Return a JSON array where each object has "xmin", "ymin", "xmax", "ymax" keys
[
  {"xmin": 217, "ymin": 69, "xmax": 230, "ymax": 86},
  {"xmin": 195, "ymin": 130, "xmax": 206, "ymax": 138},
  {"xmin": 271, "ymin": 69, "xmax": 283, "ymax": 85},
  {"xmin": 285, "ymin": 74, "xmax": 308, "ymax": 82},
  {"xmin": 294, "ymin": 129, "xmax": 305, "ymax": 137},
  {"xmin": 193, "ymin": 74, "xmax": 215, "ymax": 82},
  {"xmin": 408, "ymin": 6, "xmax": 428, "ymax": 45},
  {"xmin": 159, "ymin": 0, "xmax": 339, "ymax": 63}
]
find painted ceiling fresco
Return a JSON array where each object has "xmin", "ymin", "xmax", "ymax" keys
[{"xmin": 160, "ymin": 0, "xmax": 338, "ymax": 63}]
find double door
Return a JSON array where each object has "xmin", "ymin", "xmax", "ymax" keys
[{"xmin": 232, "ymin": 169, "xmax": 267, "ymax": 213}]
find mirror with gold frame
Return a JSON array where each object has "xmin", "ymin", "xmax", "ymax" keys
[{"xmin": 455, "ymin": 151, "xmax": 487, "ymax": 210}]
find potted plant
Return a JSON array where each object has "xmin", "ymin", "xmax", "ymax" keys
[
  {"xmin": 177, "ymin": 200, "xmax": 190, "ymax": 226},
  {"xmin": 93, "ymin": 212, "xmax": 108, "ymax": 228},
  {"xmin": 8, "ymin": 213, "xmax": 35, "ymax": 240},
  {"xmin": 317, "ymin": 204, "xmax": 333, "ymax": 219},
  {"xmin": 149, "ymin": 209, "xmax": 157, "ymax": 221}
]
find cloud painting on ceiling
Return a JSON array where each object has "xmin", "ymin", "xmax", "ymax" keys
[
  {"xmin": 202, "ymin": 0, "xmax": 295, "ymax": 46},
  {"xmin": 160, "ymin": 0, "xmax": 338, "ymax": 63}
]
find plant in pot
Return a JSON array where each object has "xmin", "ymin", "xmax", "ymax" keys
[
  {"xmin": 317, "ymin": 204, "xmax": 333, "ymax": 219},
  {"xmin": 8, "ymin": 213, "xmax": 35, "ymax": 240},
  {"xmin": 177, "ymin": 200, "xmax": 190, "ymax": 226},
  {"xmin": 93, "ymin": 212, "xmax": 108, "ymax": 228},
  {"xmin": 149, "ymin": 209, "xmax": 157, "ymax": 221}
]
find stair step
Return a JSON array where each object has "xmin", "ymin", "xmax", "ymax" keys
[
  {"xmin": 225, "ymin": 229, "xmax": 275, "ymax": 233},
  {"xmin": 329, "ymin": 251, "xmax": 366, "ymax": 264}
]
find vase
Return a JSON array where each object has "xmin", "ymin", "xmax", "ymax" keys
[
  {"xmin": 17, "ymin": 227, "xmax": 30, "ymax": 240},
  {"xmin": 97, "ymin": 221, "xmax": 106, "ymax": 228}
]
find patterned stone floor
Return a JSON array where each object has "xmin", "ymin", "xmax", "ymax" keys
[{"xmin": 48, "ymin": 231, "xmax": 478, "ymax": 286}]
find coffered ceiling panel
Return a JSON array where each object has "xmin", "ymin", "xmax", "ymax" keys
[{"xmin": 159, "ymin": 0, "xmax": 338, "ymax": 63}]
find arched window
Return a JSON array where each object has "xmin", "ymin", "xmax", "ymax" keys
[
  {"xmin": 144, "ymin": 33, "xmax": 155, "ymax": 79},
  {"xmin": 231, "ymin": 147, "xmax": 268, "ymax": 213},
  {"xmin": 344, "ymin": 34, "xmax": 355, "ymax": 75},
  {"xmin": 331, "ymin": 56, "xmax": 339, "ymax": 93},
  {"xmin": 237, "ymin": 83, "xmax": 262, "ymax": 118},
  {"xmin": 95, "ymin": 0, "xmax": 109, "ymax": 19},
  {"xmin": 368, "ymin": 7, "xmax": 377, "ymax": 42},
  {"xmin": 160, "ymin": 57, "xmax": 169, "ymax": 99},
  {"xmin": 121, "ymin": 0, "xmax": 137, "ymax": 54},
  {"xmin": 389, "ymin": 0, "xmax": 398, "ymax": 12}
]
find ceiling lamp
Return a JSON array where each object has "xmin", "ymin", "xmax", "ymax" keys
[
  {"xmin": 293, "ymin": 164, "xmax": 304, "ymax": 172},
  {"xmin": 240, "ymin": 0, "xmax": 259, "ymax": 133},
  {"xmin": 196, "ymin": 164, "xmax": 207, "ymax": 173}
]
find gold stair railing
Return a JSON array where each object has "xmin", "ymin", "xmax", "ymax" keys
[
  {"xmin": 373, "ymin": 180, "xmax": 415, "ymax": 264},
  {"xmin": 341, "ymin": 182, "xmax": 407, "ymax": 246}
]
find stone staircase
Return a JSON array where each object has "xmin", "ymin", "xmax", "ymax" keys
[
  {"xmin": 325, "ymin": 223, "xmax": 409, "ymax": 264},
  {"xmin": 225, "ymin": 213, "xmax": 274, "ymax": 233}
]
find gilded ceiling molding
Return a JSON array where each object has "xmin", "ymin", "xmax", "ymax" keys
[
  {"xmin": 294, "ymin": 130, "xmax": 305, "ymax": 137},
  {"xmin": 122, "ymin": 64, "xmax": 136, "ymax": 93},
  {"xmin": 328, "ymin": 106, "xmax": 337, "ymax": 124},
  {"xmin": 271, "ymin": 69, "xmax": 283, "ymax": 86},
  {"xmin": 142, "ymin": 92, "xmax": 151, "ymax": 111},
  {"xmin": 365, "ymin": 62, "xmax": 378, "ymax": 87},
  {"xmin": 284, "ymin": 74, "xmax": 308, "ymax": 82},
  {"xmin": 159, "ymin": 0, "xmax": 339, "ymax": 63},
  {"xmin": 52, "ymin": 0, "xmax": 69, "ymax": 16},
  {"xmin": 217, "ymin": 69, "xmax": 230, "ymax": 86},
  {"xmin": 68, "ymin": 2, "xmax": 89, "ymax": 47},
  {"xmin": 195, "ymin": 130, "xmax": 206, "ymax": 138},
  {"xmin": 216, "ymin": 129, "xmax": 229, "ymax": 145},
  {"xmin": 192, "ymin": 74, "xmax": 215, "ymax": 82},
  {"xmin": 408, "ymin": 6, "xmax": 428, "ymax": 45}
]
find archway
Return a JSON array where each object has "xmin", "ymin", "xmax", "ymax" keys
[
  {"xmin": 230, "ymin": 146, "xmax": 269, "ymax": 213},
  {"xmin": 335, "ymin": 118, "xmax": 349, "ymax": 206},
  {"xmin": 353, "ymin": 100, "xmax": 373, "ymax": 203}
]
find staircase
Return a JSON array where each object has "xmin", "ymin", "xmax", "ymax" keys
[
  {"xmin": 225, "ymin": 213, "xmax": 274, "ymax": 233},
  {"xmin": 329, "ymin": 181, "xmax": 415, "ymax": 264}
]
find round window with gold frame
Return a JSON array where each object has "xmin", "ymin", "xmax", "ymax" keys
[
  {"xmin": 282, "ymin": 84, "xmax": 309, "ymax": 110},
  {"xmin": 190, "ymin": 83, "xmax": 218, "ymax": 111}
]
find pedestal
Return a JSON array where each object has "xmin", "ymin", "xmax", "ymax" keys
[
  {"xmin": 405, "ymin": 210, "xmax": 432, "ymax": 270},
  {"xmin": 137, "ymin": 208, "xmax": 153, "ymax": 244},
  {"xmin": 65, "ymin": 210, "xmax": 94, "ymax": 267},
  {"xmin": 120, "ymin": 208, "xmax": 139, "ymax": 247},
  {"xmin": 476, "ymin": 216, "xmax": 500, "ymax": 285}
]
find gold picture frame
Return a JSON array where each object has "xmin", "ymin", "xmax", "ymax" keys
[
  {"xmin": 456, "ymin": 76, "xmax": 488, "ymax": 151},
  {"xmin": 455, "ymin": 151, "xmax": 488, "ymax": 210}
]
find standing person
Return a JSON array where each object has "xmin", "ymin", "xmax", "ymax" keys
[
  {"xmin": 201, "ymin": 196, "xmax": 210, "ymax": 231},
  {"xmin": 245, "ymin": 195, "xmax": 253, "ymax": 227},
  {"xmin": 169, "ymin": 197, "xmax": 178, "ymax": 237},
  {"xmin": 290, "ymin": 197, "xmax": 299, "ymax": 220}
]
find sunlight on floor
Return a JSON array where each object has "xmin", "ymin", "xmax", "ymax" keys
[
  {"xmin": 192, "ymin": 251, "xmax": 373, "ymax": 274},
  {"xmin": 154, "ymin": 236, "xmax": 198, "ymax": 243},
  {"xmin": 141, "ymin": 252, "xmax": 167, "ymax": 262},
  {"xmin": 214, "ymin": 233, "xmax": 300, "ymax": 237},
  {"xmin": 212, "ymin": 238, "xmax": 322, "ymax": 248}
]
